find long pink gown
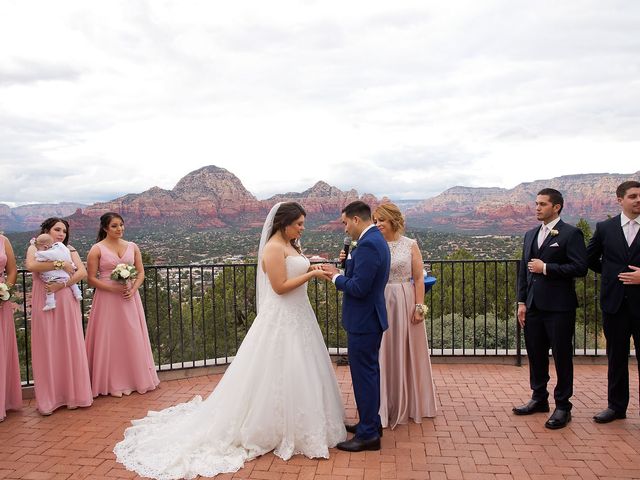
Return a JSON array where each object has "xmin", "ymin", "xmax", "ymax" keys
[
  {"xmin": 0, "ymin": 237, "xmax": 22, "ymax": 420},
  {"xmin": 30, "ymin": 249, "xmax": 93, "ymax": 414},
  {"xmin": 85, "ymin": 242, "xmax": 159, "ymax": 397},
  {"xmin": 379, "ymin": 236, "xmax": 437, "ymax": 428}
]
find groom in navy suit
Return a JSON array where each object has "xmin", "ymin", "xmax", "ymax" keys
[{"xmin": 323, "ymin": 201, "xmax": 390, "ymax": 452}]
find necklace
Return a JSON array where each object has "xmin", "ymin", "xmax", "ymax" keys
[{"xmin": 388, "ymin": 235, "xmax": 402, "ymax": 257}]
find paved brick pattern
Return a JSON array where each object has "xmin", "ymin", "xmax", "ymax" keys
[{"xmin": 1, "ymin": 363, "xmax": 638, "ymax": 479}]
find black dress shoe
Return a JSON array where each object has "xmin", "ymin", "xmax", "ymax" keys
[
  {"xmin": 593, "ymin": 408, "xmax": 626, "ymax": 424},
  {"xmin": 545, "ymin": 408, "xmax": 571, "ymax": 429},
  {"xmin": 512, "ymin": 399, "xmax": 550, "ymax": 415},
  {"xmin": 345, "ymin": 424, "xmax": 383, "ymax": 437},
  {"xmin": 336, "ymin": 436, "xmax": 381, "ymax": 452}
]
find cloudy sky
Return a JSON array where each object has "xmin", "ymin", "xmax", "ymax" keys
[{"xmin": 1, "ymin": 0, "xmax": 639, "ymax": 206}]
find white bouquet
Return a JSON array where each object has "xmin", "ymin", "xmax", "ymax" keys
[
  {"xmin": 0, "ymin": 282, "xmax": 11, "ymax": 302},
  {"xmin": 110, "ymin": 263, "xmax": 137, "ymax": 283}
]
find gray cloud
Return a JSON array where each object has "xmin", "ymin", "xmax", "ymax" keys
[
  {"xmin": 1, "ymin": 1, "xmax": 639, "ymax": 205},
  {"xmin": 0, "ymin": 59, "xmax": 82, "ymax": 86}
]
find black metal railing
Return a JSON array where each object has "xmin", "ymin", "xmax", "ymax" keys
[{"xmin": 11, "ymin": 260, "xmax": 605, "ymax": 386}]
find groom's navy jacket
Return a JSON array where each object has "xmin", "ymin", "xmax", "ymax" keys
[{"xmin": 336, "ymin": 226, "xmax": 390, "ymax": 333}]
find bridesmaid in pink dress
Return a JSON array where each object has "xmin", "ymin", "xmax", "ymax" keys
[
  {"xmin": 85, "ymin": 212, "xmax": 159, "ymax": 397},
  {"xmin": 0, "ymin": 234, "xmax": 22, "ymax": 421},
  {"xmin": 25, "ymin": 218, "xmax": 93, "ymax": 415},
  {"xmin": 373, "ymin": 203, "xmax": 437, "ymax": 429}
]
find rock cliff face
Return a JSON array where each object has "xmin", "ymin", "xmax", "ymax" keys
[
  {"xmin": 79, "ymin": 166, "xmax": 263, "ymax": 228},
  {"xmin": 265, "ymin": 181, "xmax": 388, "ymax": 229},
  {"xmin": 75, "ymin": 167, "xmax": 381, "ymax": 230},
  {"xmin": 268, "ymin": 181, "xmax": 359, "ymax": 215},
  {"xmin": 407, "ymin": 172, "xmax": 640, "ymax": 233},
  {"xmin": 0, "ymin": 202, "xmax": 86, "ymax": 232},
  {"xmin": 6, "ymin": 167, "xmax": 639, "ymax": 234}
]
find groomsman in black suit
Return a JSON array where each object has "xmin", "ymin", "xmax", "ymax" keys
[
  {"xmin": 513, "ymin": 188, "xmax": 587, "ymax": 429},
  {"xmin": 587, "ymin": 180, "xmax": 640, "ymax": 423}
]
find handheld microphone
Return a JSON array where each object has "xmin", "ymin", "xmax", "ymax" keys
[{"xmin": 341, "ymin": 237, "xmax": 351, "ymax": 269}]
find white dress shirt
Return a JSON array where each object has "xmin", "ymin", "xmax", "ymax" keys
[
  {"xmin": 538, "ymin": 217, "xmax": 561, "ymax": 276},
  {"xmin": 621, "ymin": 213, "xmax": 640, "ymax": 246}
]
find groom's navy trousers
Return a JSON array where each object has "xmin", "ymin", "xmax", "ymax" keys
[{"xmin": 335, "ymin": 226, "xmax": 390, "ymax": 440}]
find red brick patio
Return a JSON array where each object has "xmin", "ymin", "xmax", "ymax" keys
[{"xmin": 1, "ymin": 363, "xmax": 639, "ymax": 479}]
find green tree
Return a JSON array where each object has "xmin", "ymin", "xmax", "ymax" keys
[{"xmin": 576, "ymin": 218, "xmax": 592, "ymax": 245}]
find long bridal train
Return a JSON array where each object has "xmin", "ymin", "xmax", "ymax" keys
[{"xmin": 114, "ymin": 255, "xmax": 346, "ymax": 479}]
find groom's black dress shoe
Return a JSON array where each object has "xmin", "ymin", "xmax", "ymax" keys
[
  {"xmin": 345, "ymin": 424, "xmax": 383, "ymax": 437},
  {"xmin": 336, "ymin": 436, "xmax": 380, "ymax": 452},
  {"xmin": 593, "ymin": 408, "xmax": 626, "ymax": 424},
  {"xmin": 544, "ymin": 408, "xmax": 571, "ymax": 429},
  {"xmin": 512, "ymin": 400, "xmax": 550, "ymax": 415}
]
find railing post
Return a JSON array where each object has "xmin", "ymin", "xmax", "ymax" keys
[{"xmin": 13, "ymin": 259, "xmax": 602, "ymax": 383}]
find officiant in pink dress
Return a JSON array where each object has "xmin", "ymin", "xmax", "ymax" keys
[
  {"xmin": 0, "ymin": 234, "xmax": 22, "ymax": 421},
  {"xmin": 25, "ymin": 218, "xmax": 93, "ymax": 415},
  {"xmin": 373, "ymin": 203, "xmax": 437, "ymax": 428},
  {"xmin": 85, "ymin": 212, "xmax": 159, "ymax": 397}
]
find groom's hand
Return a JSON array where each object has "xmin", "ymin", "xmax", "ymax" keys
[{"xmin": 321, "ymin": 264, "xmax": 339, "ymax": 276}]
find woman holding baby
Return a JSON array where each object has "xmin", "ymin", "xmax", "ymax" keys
[{"xmin": 25, "ymin": 218, "xmax": 92, "ymax": 415}]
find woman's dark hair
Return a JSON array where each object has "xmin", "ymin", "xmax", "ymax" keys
[
  {"xmin": 40, "ymin": 217, "xmax": 70, "ymax": 246},
  {"xmin": 97, "ymin": 212, "xmax": 125, "ymax": 242},
  {"xmin": 269, "ymin": 202, "xmax": 306, "ymax": 253}
]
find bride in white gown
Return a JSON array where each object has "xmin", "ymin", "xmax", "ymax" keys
[{"xmin": 114, "ymin": 202, "xmax": 346, "ymax": 479}]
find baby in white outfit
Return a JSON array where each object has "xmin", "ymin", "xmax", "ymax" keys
[{"xmin": 34, "ymin": 233, "xmax": 82, "ymax": 311}]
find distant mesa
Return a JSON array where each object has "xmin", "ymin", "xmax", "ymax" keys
[
  {"xmin": 407, "ymin": 171, "xmax": 640, "ymax": 233},
  {"xmin": 0, "ymin": 202, "xmax": 86, "ymax": 232},
  {"xmin": 2, "ymin": 166, "xmax": 639, "ymax": 234}
]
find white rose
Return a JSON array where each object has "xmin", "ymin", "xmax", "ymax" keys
[
  {"xmin": 120, "ymin": 270, "xmax": 131, "ymax": 279},
  {"xmin": 0, "ymin": 290, "xmax": 9, "ymax": 301}
]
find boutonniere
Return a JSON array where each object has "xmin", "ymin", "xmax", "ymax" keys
[
  {"xmin": 350, "ymin": 240, "xmax": 358, "ymax": 250},
  {"xmin": 549, "ymin": 229, "xmax": 559, "ymax": 237}
]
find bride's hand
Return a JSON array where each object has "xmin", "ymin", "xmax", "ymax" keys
[{"xmin": 311, "ymin": 268, "xmax": 332, "ymax": 281}]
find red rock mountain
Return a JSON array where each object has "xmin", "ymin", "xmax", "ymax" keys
[
  {"xmin": 67, "ymin": 167, "xmax": 381, "ymax": 231},
  {"xmin": 0, "ymin": 202, "xmax": 86, "ymax": 232},
  {"xmin": 267, "ymin": 181, "xmax": 388, "ymax": 229},
  {"xmin": 407, "ymin": 172, "xmax": 640, "ymax": 233},
  {"xmin": 72, "ymin": 166, "xmax": 263, "ymax": 229},
  {"xmin": 6, "ymin": 167, "xmax": 639, "ymax": 234}
]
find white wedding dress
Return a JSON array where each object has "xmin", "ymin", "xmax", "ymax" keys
[{"xmin": 114, "ymin": 253, "xmax": 346, "ymax": 479}]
